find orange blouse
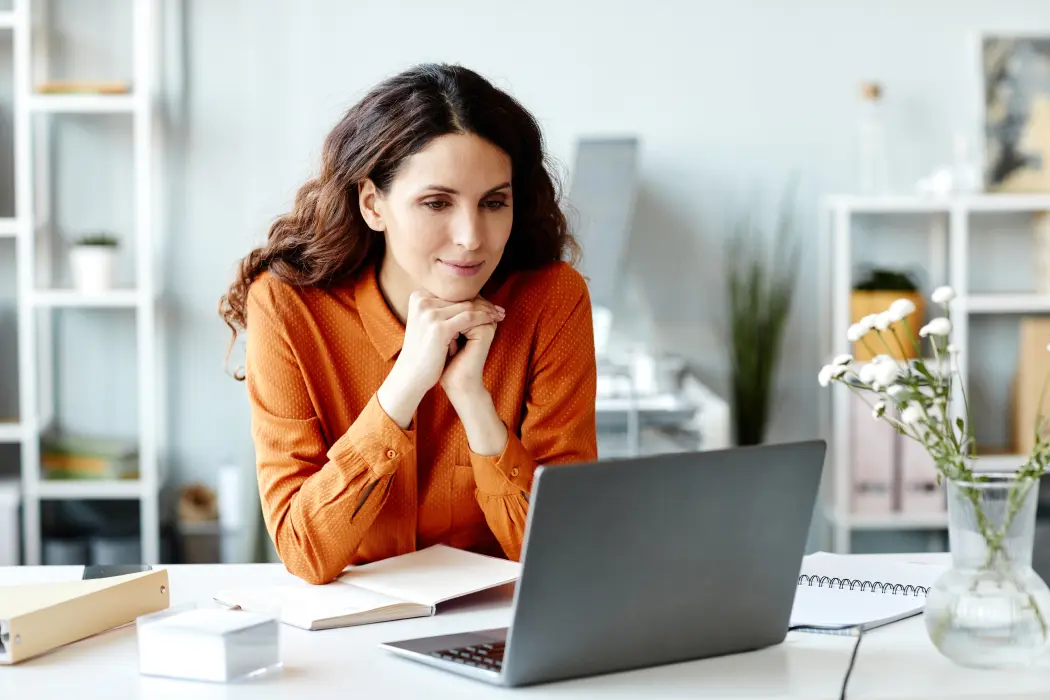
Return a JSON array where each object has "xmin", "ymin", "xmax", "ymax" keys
[{"xmin": 245, "ymin": 261, "xmax": 598, "ymax": 584}]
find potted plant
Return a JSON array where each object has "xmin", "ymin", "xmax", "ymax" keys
[
  {"xmin": 818, "ymin": 289, "xmax": 1050, "ymax": 668},
  {"xmin": 70, "ymin": 232, "xmax": 119, "ymax": 292},
  {"xmin": 726, "ymin": 181, "xmax": 800, "ymax": 446},
  {"xmin": 850, "ymin": 267, "xmax": 924, "ymax": 360}
]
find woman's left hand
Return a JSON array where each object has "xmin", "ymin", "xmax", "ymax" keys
[
  {"xmin": 440, "ymin": 297, "xmax": 509, "ymax": 457},
  {"xmin": 439, "ymin": 297, "xmax": 503, "ymax": 398}
]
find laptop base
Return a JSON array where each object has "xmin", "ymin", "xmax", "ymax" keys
[{"xmin": 381, "ymin": 628, "xmax": 508, "ymax": 685}]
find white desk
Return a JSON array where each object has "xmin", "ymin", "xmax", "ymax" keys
[{"xmin": 2, "ymin": 556, "xmax": 1050, "ymax": 699}]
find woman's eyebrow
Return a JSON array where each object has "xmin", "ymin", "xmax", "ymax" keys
[{"xmin": 420, "ymin": 182, "xmax": 511, "ymax": 196}]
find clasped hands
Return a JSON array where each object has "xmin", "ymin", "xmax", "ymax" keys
[{"xmin": 377, "ymin": 290, "xmax": 509, "ymax": 456}]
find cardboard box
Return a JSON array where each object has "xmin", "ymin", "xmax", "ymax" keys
[
  {"xmin": 849, "ymin": 290, "xmax": 925, "ymax": 361},
  {"xmin": 1013, "ymin": 317, "xmax": 1050, "ymax": 456}
]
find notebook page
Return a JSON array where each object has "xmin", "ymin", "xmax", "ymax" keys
[
  {"xmin": 337, "ymin": 544, "xmax": 521, "ymax": 607},
  {"xmin": 790, "ymin": 585, "xmax": 924, "ymax": 628},
  {"xmin": 790, "ymin": 554, "xmax": 947, "ymax": 630},
  {"xmin": 215, "ymin": 581, "xmax": 408, "ymax": 620}
]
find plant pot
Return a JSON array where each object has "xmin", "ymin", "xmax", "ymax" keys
[
  {"xmin": 925, "ymin": 473, "xmax": 1050, "ymax": 667},
  {"xmin": 849, "ymin": 290, "xmax": 924, "ymax": 360},
  {"xmin": 70, "ymin": 245, "xmax": 117, "ymax": 293}
]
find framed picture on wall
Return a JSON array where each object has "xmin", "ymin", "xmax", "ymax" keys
[{"xmin": 982, "ymin": 35, "xmax": 1050, "ymax": 192}]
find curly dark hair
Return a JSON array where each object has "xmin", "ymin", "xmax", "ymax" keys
[{"xmin": 218, "ymin": 63, "xmax": 579, "ymax": 378}]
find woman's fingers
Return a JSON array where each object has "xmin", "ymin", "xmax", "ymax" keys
[{"xmin": 444, "ymin": 309, "xmax": 497, "ymax": 336}]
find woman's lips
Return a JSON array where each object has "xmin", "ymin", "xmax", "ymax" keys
[{"xmin": 440, "ymin": 260, "xmax": 484, "ymax": 277}]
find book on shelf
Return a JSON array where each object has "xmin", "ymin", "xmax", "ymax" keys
[
  {"xmin": 40, "ymin": 433, "xmax": 138, "ymax": 480},
  {"xmin": 35, "ymin": 80, "xmax": 131, "ymax": 95}
]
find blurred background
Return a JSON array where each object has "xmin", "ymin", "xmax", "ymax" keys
[{"xmin": 2, "ymin": 0, "xmax": 1050, "ymax": 569}]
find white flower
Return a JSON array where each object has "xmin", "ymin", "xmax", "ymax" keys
[
  {"xmin": 872, "ymin": 401, "xmax": 886, "ymax": 419},
  {"xmin": 887, "ymin": 384, "xmax": 908, "ymax": 400},
  {"xmin": 888, "ymin": 298, "xmax": 916, "ymax": 320},
  {"xmin": 846, "ymin": 324, "xmax": 866, "ymax": 342},
  {"xmin": 833, "ymin": 354, "xmax": 853, "ymax": 366},
  {"xmin": 919, "ymin": 317, "xmax": 952, "ymax": 337},
  {"xmin": 901, "ymin": 404, "xmax": 924, "ymax": 424},
  {"xmin": 931, "ymin": 286, "xmax": 956, "ymax": 304},
  {"xmin": 873, "ymin": 311, "xmax": 895, "ymax": 331},
  {"xmin": 858, "ymin": 363, "xmax": 879, "ymax": 384},
  {"xmin": 873, "ymin": 360, "xmax": 900, "ymax": 387},
  {"xmin": 818, "ymin": 365, "xmax": 834, "ymax": 387},
  {"xmin": 830, "ymin": 364, "xmax": 848, "ymax": 379}
]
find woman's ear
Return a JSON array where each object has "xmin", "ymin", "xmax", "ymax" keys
[{"xmin": 358, "ymin": 179, "xmax": 385, "ymax": 232}]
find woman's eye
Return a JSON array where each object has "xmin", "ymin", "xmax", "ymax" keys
[
  {"xmin": 482, "ymin": 200, "xmax": 508, "ymax": 210},
  {"xmin": 423, "ymin": 200, "xmax": 449, "ymax": 211}
]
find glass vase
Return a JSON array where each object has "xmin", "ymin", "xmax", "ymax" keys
[{"xmin": 925, "ymin": 472, "xmax": 1050, "ymax": 667}]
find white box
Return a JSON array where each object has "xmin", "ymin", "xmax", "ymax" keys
[
  {"xmin": 0, "ymin": 479, "xmax": 20, "ymax": 566},
  {"xmin": 138, "ymin": 606, "xmax": 281, "ymax": 683}
]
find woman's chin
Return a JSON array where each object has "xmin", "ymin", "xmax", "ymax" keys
[{"xmin": 426, "ymin": 276, "xmax": 489, "ymax": 302}]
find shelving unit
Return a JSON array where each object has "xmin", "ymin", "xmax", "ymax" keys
[
  {"xmin": 819, "ymin": 193, "xmax": 1050, "ymax": 553},
  {"xmin": 8, "ymin": 0, "xmax": 163, "ymax": 565},
  {"xmin": 0, "ymin": 422, "xmax": 22, "ymax": 443}
]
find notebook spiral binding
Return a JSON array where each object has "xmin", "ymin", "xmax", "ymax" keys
[{"xmin": 797, "ymin": 574, "xmax": 929, "ymax": 597}]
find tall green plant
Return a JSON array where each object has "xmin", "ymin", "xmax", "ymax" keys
[{"xmin": 727, "ymin": 181, "xmax": 801, "ymax": 445}]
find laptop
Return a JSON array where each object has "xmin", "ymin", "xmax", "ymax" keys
[{"xmin": 380, "ymin": 439, "xmax": 826, "ymax": 687}]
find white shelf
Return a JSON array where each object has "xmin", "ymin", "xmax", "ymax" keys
[
  {"xmin": 0, "ymin": 422, "xmax": 22, "ymax": 443},
  {"xmin": 0, "ymin": 218, "xmax": 18, "ymax": 237},
  {"xmin": 966, "ymin": 294, "xmax": 1050, "ymax": 314},
  {"xmin": 967, "ymin": 194, "xmax": 1050, "ymax": 212},
  {"xmin": 28, "ymin": 93, "xmax": 137, "ymax": 114},
  {"xmin": 9, "ymin": 0, "xmax": 164, "ymax": 564},
  {"xmin": 824, "ymin": 195, "xmax": 950, "ymax": 213},
  {"xmin": 825, "ymin": 193, "xmax": 1050, "ymax": 213},
  {"xmin": 35, "ymin": 479, "xmax": 142, "ymax": 500},
  {"xmin": 974, "ymin": 454, "xmax": 1027, "ymax": 472},
  {"xmin": 30, "ymin": 289, "xmax": 143, "ymax": 308},
  {"xmin": 837, "ymin": 512, "xmax": 949, "ymax": 530}
]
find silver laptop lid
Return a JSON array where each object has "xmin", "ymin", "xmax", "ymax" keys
[{"xmin": 501, "ymin": 440, "xmax": 826, "ymax": 686}]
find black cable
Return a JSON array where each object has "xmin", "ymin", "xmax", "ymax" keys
[{"xmin": 839, "ymin": 627, "xmax": 865, "ymax": 700}]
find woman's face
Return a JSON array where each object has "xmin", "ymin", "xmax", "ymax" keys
[{"xmin": 363, "ymin": 132, "xmax": 514, "ymax": 303}]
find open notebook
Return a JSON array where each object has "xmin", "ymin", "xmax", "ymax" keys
[
  {"xmin": 214, "ymin": 545, "xmax": 521, "ymax": 631},
  {"xmin": 790, "ymin": 552, "xmax": 947, "ymax": 634}
]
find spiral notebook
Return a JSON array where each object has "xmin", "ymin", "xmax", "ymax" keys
[{"xmin": 789, "ymin": 553, "xmax": 946, "ymax": 635}]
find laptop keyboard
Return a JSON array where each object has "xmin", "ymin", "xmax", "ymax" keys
[{"xmin": 429, "ymin": 641, "xmax": 505, "ymax": 673}]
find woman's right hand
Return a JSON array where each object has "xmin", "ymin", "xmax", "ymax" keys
[{"xmin": 377, "ymin": 291, "xmax": 503, "ymax": 428}]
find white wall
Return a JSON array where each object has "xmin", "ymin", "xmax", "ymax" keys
[{"xmin": 27, "ymin": 1, "xmax": 1050, "ymax": 534}]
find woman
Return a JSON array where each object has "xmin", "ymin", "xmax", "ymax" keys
[{"xmin": 219, "ymin": 63, "xmax": 597, "ymax": 585}]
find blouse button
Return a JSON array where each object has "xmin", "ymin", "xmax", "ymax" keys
[
  {"xmin": 386, "ymin": 449, "xmax": 397, "ymax": 459},
  {"xmin": 511, "ymin": 467, "xmax": 520, "ymax": 477}
]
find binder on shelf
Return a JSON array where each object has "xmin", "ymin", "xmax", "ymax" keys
[
  {"xmin": 0, "ymin": 568, "xmax": 169, "ymax": 664},
  {"xmin": 899, "ymin": 435, "xmax": 945, "ymax": 514},
  {"xmin": 850, "ymin": 392, "xmax": 896, "ymax": 514}
]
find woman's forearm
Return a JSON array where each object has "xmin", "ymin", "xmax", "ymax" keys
[{"xmin": 446, "ymin": 387, "xmax": 509, "ymax": 457}]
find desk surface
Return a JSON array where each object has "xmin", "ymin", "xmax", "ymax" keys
[{"xmin": 2, "ymin": 555, "xmax": 1050, "ymax": 699}]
